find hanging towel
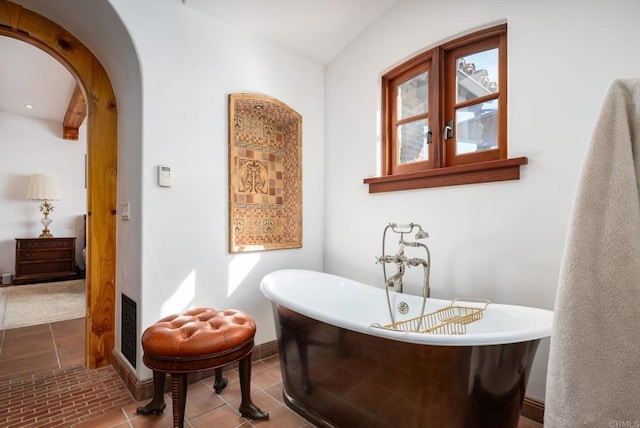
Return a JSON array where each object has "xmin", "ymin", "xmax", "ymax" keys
[{"xmin": 545, "ymin": 79, "xmax": 640, "ymax": 426}]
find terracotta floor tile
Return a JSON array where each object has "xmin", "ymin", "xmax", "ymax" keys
[
  {"xmin": 251, "ymin": 364, "xmax": 283, "ymax": 390},
  {"xmin": 184, "ymin": 379, "xmax": 226, "ymax": 419},
  {"xmin": 0, "ymin": 337, "xmax": 55, "ymax": 360},
  {"xmin": 51, "ymin": 317, "xmax": 84, "ymax": 332},
  {"xmin": 71, "ymin": 408, "xmax": 128, "ymax": 427},
  {"xmin": 0, "ymin": 350, "xmax": 59, "ymax": 375},
  {"xmin": 251, "ymin": 360, "xmax": 270, "ymax": 373},
  {"xmin": 264, "ymin": 382, "xmax": 285, "ymax": 404},
  {"xmin": 2, "ymin": 323, "xmax": 50, "ymax": 339},
  {"xmin": 222, "ymin": 367, "xmax": 240, "ymax": 382},
  {"xmin": 214, "ymin": 377, "xmax": 242, "ymax": 402},
  {"xmin": 3, "ymin": 330, "xmax": 54, "ymax": 349},
  {"xmin": 56, "ymin": 344, "xmax": 85, "ymax": 367},
  {"xmin": 189, "ymin": 403, "xmax": 248, "ymax": 428},
  {"xmin": 53, "ymin": 329, "xmax": 84, "ymax": 349},
  {"xmin": 129, "ymin": 410, "xmax": 174, "ymax": 428},
  {"xmin": 261, "ymin": 355, "xmax": 281, "ymax": 367}
]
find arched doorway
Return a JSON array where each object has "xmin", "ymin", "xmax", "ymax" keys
[{"xmin": 0, "ymin": 0, "xmax": 116, "ymax": 369}]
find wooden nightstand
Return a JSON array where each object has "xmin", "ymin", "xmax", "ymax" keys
[{"xmin": 13, "ymin": 238, "xmax": 78, "ymax": 285}]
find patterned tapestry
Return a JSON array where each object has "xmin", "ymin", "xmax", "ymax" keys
[{"xmin": 228, "ymin": 93, "xmax": 302, "ymax": 252}]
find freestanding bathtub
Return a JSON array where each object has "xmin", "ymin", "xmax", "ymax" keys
[{"xmin": 260, "ymin": 269, "xmax": 553, "ymax": 428}]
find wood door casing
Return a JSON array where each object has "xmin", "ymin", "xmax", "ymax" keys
[{"xmin": 0, "ymin": 0, "xmax": 118, "ymax": 369}]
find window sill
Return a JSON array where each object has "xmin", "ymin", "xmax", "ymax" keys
[{"xmin": 363, "ymin": 157, "xmax": 528, "ymax": 193}]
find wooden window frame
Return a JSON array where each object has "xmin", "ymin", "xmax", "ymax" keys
[
  {"xmin": 383, "ymin": 50, "xmax": 438, "ymax": 174},
  {"xmin": 366, "ymin": 24, "xmax": 527, "ymax": 193}
]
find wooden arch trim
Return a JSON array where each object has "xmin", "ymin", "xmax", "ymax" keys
[{"xmin": 0, "ymin": 0, "xmax": 117, "ymax": 369}]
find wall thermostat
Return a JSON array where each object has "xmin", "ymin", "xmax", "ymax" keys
[{"xmin": 158, "ymin": 165, "xmax": 172, "ymax": 187}]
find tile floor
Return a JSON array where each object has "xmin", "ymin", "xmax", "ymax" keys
[{"xmin": 0, "ymin": 318, "xmax": 543, "ymax": 428}]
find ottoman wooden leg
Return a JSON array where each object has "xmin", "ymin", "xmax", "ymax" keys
[
  {"xmin": 238, "ymin": 353, "xmax": 269, "ymax": 420},
  {"xmin": 136, "ymin": 370, "xmax": 167, "ymax": 415},
  {"xmin": 213, "ymin": 367, "xmax": 228, "ymax": 393},
  {"xmin": 171, "ymin": 373, "xmax": 188, "ymax": 428}
]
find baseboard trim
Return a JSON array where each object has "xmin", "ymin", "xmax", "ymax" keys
[
  {"xmin": 111, "ymin": 351, "xmax": 151, "ymax": 401},
  {"xmin": 112, "ymin": 340, "xmax": 280, "ymax": 400},
  {"xmin": 522, "ymin": 396, "xmax": 545, "ymax": 424}
]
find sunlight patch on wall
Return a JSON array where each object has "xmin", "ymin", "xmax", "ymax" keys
[
  {"xmin": 161, "ymin": 270, "xmax": 196, "ymax": 315},
  {"xmin": 228, "ymin": 253, "xmax": 261, "ymax": 297}
]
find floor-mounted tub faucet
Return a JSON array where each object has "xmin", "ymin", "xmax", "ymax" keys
[
  {"xmin": 377, "ymin": 223, "xmax": 432, "ymax": 326},
  {"xmin": 377, "ymin": 223, "xmax": 431, "ymax": 297}
]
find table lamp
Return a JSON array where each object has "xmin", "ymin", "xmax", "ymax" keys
[{"xmin": 26, "ymin": 173, "xmax": 60, "ymax": 238}]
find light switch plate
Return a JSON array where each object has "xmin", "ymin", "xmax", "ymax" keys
[{"xmin": 121, "ymin": 202, "xmax": 130, "ymax": 221}]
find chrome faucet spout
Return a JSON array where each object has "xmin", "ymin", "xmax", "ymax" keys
[
  {"xmin": 406, "ymin": 257, "xmax": 427, "ymax": 267},
  {"xmin": 385, "ymin": 270, "xmax": 404, "ymax": 293}
]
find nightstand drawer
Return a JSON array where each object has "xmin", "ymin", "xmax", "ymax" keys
[
  {"xmin": 17, "ymin": 238, "xmax": 75, "ymax": 250},
  {"xmin": 18, "ymin": 248, "xmax": 73, "ymax": 261},
  {"xmin": 17, "ymin": 260, "xmax": 75, "ymax": 275}
]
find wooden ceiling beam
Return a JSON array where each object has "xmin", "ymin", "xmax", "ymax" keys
[{"xmin": 62, "ymin": 83, "xmax": 86, "ymax": 140}]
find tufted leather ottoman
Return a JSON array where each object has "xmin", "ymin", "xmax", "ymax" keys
[{"xmin": 136, "ymin": 308, "xmax": 268, "ymax": 428}]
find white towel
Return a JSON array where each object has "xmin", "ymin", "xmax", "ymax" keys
[{"xmin": 545, "ymin": 79, "xmax": 640, "ymax": 426}]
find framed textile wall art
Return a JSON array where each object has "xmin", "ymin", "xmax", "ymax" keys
[{"xmin": 228, "ymin": 93, "xmax": 302, "ymax": 253}]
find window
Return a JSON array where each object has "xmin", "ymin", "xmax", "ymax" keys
[{"xmin": 365, "ymin": 24, "xmax": 527, "ymax": 193}]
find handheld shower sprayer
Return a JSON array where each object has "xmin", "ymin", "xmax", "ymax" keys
[
  {"xmin": 390, "ymin": 223, "xmax": 429, "ymax": 240},
  {"xmin": 414, "ymin": 226, "xmax": 429, "ymax": 240}
]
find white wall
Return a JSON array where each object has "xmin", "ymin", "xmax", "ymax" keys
[
  {"xmin": 110, "ymin": 0, "xmax": 325, "ymax": 378},
  {"xmin": 324, "ymin": 0, "xmax": 640, "ymax": 401},
  {"xmin": 0, "ymin": 111, "xmax": 87, "ymax": 275}
]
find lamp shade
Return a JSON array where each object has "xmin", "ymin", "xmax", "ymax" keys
[{"xmin": 26, "ymin": 173, "xmax": 60, "ymax": 201}]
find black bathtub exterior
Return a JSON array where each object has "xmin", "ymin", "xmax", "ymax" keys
[{"xmin": 273, "ymin": 303, "xmax": 540, "ymax": 428}]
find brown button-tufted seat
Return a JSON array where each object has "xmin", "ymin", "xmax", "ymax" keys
[{"xmin": 136, "ymin": 308, "xmax": 268, "ymax": 428}]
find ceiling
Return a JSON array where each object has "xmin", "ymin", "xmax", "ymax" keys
[
  {"xmin": 184, "ymin": 0, "xmax": 398, "ymax": 64},
  {"xmin": 0, "ymin": 0, "xmax": 398, "ymax": 123},
  {"xmin": 0, "ymin": 36, "xmax": 76, "ymax": 123}
]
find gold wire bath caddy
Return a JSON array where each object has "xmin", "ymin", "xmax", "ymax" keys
[{"xmin": 372, "ymin": 298, "xmax": 491, "ymax": 335}]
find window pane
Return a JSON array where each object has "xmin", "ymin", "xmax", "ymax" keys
[
  {"xmin": 455, "ymin": 100, "xmax": 498, "ymax": 154},
  {"xmin": 398, "ymin": 119, "xmax": 429, "ymax": 164},
  {"xmin": 456, "ymin": 48, "xmax": 498, "ymax": 103},
  {"xmin": 397, "ymin": 72, "xmax": 428, "ymax": 120}
]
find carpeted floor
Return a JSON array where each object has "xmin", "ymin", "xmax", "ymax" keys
[{"xmin": 0, "ymin": 280, "xmax": 85, "ymax": 330}]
